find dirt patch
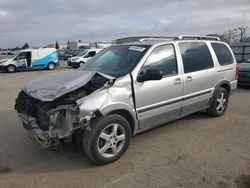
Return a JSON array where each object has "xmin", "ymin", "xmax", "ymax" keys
[
  {"xmin": 0, "ymin": 167, "xmax": 11, "ymax": 174},
  {"xmin": 235, "ymin": 175, "xmax": 250, "ymax": 188}
]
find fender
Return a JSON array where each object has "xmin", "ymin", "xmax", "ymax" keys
[{"xmin": 99, "ymin": 103, "xmax": 139, "ymax": 135}]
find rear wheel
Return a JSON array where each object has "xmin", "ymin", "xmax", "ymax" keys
[
  {"xmin": 48, "ymin": 63, "xmax": 55, "ymax": 70},
  {"xmin": 83, "ymin": 114, "xmax": 131, "ymax": 165},
  {"xmin": 6, "ymin": 65, "xmax": 16, "ymax": 73},
  {"xmin": 207, "ymin": 87, "xmax": 229, "ymax": 117}
]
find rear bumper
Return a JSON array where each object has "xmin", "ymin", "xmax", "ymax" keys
[
  {"xmin": 230, "ymin": 80, "xmax": 238, "ymax": 95},
  {"xmin": 238, "ymin": 82, "xmax": 250, "ymax": 87},
  {"xmin": 238, "ymin": 75, "xmax": 250, "ymax": 86}
]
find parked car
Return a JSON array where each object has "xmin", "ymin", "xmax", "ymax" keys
[
  {"xmin": 67, "ymin": 49, "xmax": 102, "ymax": 68},
  {"xmin": 238, "ymin": 58, "xmax": 250, "ymax": 86},
  {"xmin": 0, "ymin": 48, "xmax": 58, "ymax": 73},
  {"xmin": 57, "ymin": 49, "xmax": 86, "ymax": 60},
  {"xmin": 15, "ymin": 35, "xmax": 238, "ymax": 164}
]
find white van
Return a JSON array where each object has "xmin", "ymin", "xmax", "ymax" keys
[
  {"xmin": 0, "ymin": 48, "xmax": 58, "ymax": 73},
  {"xmin": 67, "ymin": 48, "xmax": 102, "ymax": 68}
]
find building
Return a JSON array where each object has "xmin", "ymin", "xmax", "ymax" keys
[
  {"xmin": 59, "ymin": 44, "xmax": 67, "ymax": 49},
  {"xmin": 47, "ymin": 40, "xmax": 111, "ymax": 50}
]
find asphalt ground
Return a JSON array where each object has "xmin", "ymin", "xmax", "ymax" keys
[{"xmin": 0, "ymin": 54, "xmax": 250, "ymax": 188}]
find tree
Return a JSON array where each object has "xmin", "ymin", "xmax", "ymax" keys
[
  {"xmin": 67, "ymin": 40, "xmax": 70, "ymax": 49},
  {"xmin": 222, "ymin": 29, "xmax": 239, "ymax": 43},
  {"xmin": 22, "ymin": 43, "xmax": 29, "ymax": 49},
  {"xmin": 220, "ymin": 26, "xmax": 249, "ymax": 43},
  {"xmin": 238, "ymin": 26, "xmax": 248, "ymax": 42},
  {"xmin": 245, "ymin": 37, "xmax": 250, "ymax": 42},
  {"xmin": 78, "ymin": 40, "xmax": 82, "ymax": 43},
  {"xmin": 55, "ymin": 41, "xmax": 59, "ymax": 49}
]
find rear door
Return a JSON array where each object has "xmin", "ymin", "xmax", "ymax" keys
[
  {"xmin": 178, "ymin": 42, "xmax": 218, "ymax": 117},
  {"xmin": 133, "ymin": 44, "xmax": 184, "ymax": 130}
]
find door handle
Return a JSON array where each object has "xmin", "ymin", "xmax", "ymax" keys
[
  {"xmin": 173, "ymin": 78, "xmax": 182, "ymax": 85},
  {"xmin": 185, "ymin": 76, "xmax": 192, "ymax": 82}
]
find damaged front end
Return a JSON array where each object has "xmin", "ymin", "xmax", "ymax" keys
[{"xmin": 15, "ymin": 72, "xmax": 114, "ymax": 148}]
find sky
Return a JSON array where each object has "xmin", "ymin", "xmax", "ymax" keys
[{"xmin": 0, "ymin": 0, "xmax": 250, "ymax": 48}]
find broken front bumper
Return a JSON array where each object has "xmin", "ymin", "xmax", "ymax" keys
[{"xmin": 18, "ymin": 113, "xmax": 59, "ymax": 148}]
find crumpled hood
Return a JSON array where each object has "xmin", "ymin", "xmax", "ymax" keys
[
  {"xmin": 239, "ymin": 63, "xmax": 250, "ymax": 72},
  {"xmin": 23, "ymin": 70, "xmax": 100, "ymax": 101}
]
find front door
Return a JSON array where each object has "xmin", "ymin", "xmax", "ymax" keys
[
  {"xmin": 14, "ymin": 52, "xmax": 28, "ymax": 69},
  {"xmin": 133, "ymin": 44, "xmax": 183, "ymax": 131}
]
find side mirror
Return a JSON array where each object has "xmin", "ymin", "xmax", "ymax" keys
[{"xmin": 137, "ymin": 69, "xmax": 163, "ymax": 82}]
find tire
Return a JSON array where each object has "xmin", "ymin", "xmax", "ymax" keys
[
  {"xmin": 6, "ymin": 65, "xmax": 16, "ymax": 73},
  {"xmin": 83, "ymin": 114, "xmax": 131, "ymax": 165},
  {"xmin": 47, "ymin": 63, "xmax": 55, "ymax": 70},
  {"xmin": 78, "ymin": 61, "xmax": 85, "ymax": 68},
  {"xmin": 207, "ymin": 87, "xmax": 229, "ymax": 117}
]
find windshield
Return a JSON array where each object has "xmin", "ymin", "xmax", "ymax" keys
[
  {"xmin": 77, "ymin": 50, "xmax": 88, "ymax": 56},
  {"xmin": 78, "ymin": 45, "xmax": 150, "ymax": 77}
]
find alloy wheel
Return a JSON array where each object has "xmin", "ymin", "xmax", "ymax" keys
[
  {"xmin": 216, "ymin": 91, "xmax": 227, "ymax": 113},
  {"xmin": 97, "ymin": 123, "xmax": 126, "ymax": 158}
]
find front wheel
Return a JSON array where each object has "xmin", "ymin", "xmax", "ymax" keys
[
  {"xmin": 83, "ymin": 114, "xmax": 131, "ymax": 165},
  {"xmin": 207, "ymin": 87, "xmax": 229, "ymax": 117},
  {"xmin": 6, "ymin": 65, "xmax": 16, "ymax": 73}
]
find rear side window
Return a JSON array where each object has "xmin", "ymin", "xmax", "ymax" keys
[
  {"xmin": 143, "ymin": 44, "xmax": 177, "ymax": 76},
  {"xmin": 179, "ymin": 42, "xmax": 214, "ymax": 73},
  {"xmin": 211, "ymin": 43, "xmax": 233, "ymax": 65}
]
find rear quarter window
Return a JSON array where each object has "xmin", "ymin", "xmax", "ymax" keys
[
  {"xmin": 179, "ymin": 42, "xmax": 214, "ymax": 73},
  {"xmin": 211, "ymin": 43, "xmax": 234, "ymax": 65}
]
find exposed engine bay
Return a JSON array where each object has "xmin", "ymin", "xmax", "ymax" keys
[{"xmin": 15, "ymin": 72, "xmax": 113, "ymax": 147}]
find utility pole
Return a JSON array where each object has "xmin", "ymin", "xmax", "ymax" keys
[{"xmin": 239, "ymin": 26, "xmax": 248, "ymax": 42}]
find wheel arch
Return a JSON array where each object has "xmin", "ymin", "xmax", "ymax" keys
[
  {"xmin": 106, "ymin": 109, "xmax": 135, "ymax": 134},
  {"xmin": 6, "ymin": 64, "xmax": 17, "ymax": 72},
  {"xmin": 47, "ymin": 61, "xmax": 56, "ymax": 65},
  {"xmin": 99, "ymin": 106, "xmax": 138, "ymax": 136},
  {"xmin": 216, "ymin": 80, "xmax": 231, "ymax": 94},
  {"xmin": 209, "ymin": 80, "xmax": 231, "ymax": 106},
  {"xmin": 7, "ymin": 64, "xmax": 17, "ymax": 68}
]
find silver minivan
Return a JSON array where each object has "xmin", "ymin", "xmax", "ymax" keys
[{"xmin": 15, "ymin": 35, "xmax": 238, "ymax": 164}]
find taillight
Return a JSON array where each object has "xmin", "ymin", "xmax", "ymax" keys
[{"xmin": 236, "ymin": 63, "xmax": 239, "ymax": 80}]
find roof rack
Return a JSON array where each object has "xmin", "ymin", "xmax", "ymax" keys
[
  {"xmin": 139, "ymin": 37, "xmax": 177, "ymax": 42},
  {"xmin": 178, "ymin": 35, "xmax": 220, "ymax": 41},
  {"xmin": 137, "ymin": 35, "xmax": 220, "ymax": 42}
]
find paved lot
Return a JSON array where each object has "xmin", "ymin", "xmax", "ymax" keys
[{"xmin": 0, "ymin": 59, "xmax": 250, "ymax": 188}]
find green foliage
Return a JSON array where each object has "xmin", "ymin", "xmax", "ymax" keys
[
  {"xmin": 55, "ymin": 41, "xmax": 59, "ymax": 49},
  {"xmin": 22, "ymin": 43, "xmax": 29, "ymax": 49}
]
